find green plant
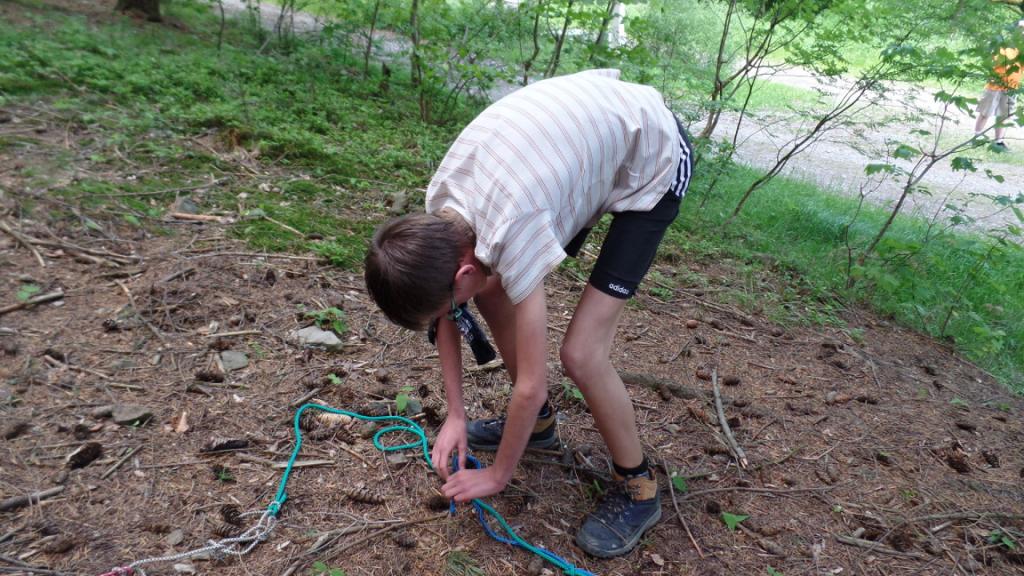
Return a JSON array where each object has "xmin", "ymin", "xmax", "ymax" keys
[
  {"xmin": 950, "ymin": 397, "xmax": 969, "ymax": 408},
  {"xmin": 15, "ymin": 284, "xmax": 40, "ymax": 301},
  {"xmin": 395, "ymin": 384, "xmax": 414, "ymax": 413},
  {"xmin": 326, "ymin": 373, "xmax": 343, "ymax": 386},
  {"xmin": 310, "ymin": 560, "xmax": 346, "ymax": 576},
  {"xmin": 670, "ymin": 472, "xmax": 688, "ymax": 493},
  {"xmin": 305, "ymin": 307, "xmax": 347, "ymax": 335},
  {"xmin": 767, "ymin": 567, "xmax": 784, "ymax": 576},
  {"xmin": 444, "ymin": 550, "xmax": 485, "ymax": 576},
  {"xmin": 988, "ymin": 529, "xmax": 1019, "ymax": 550},
  {"xmin": 721, "ymin": 511, "xmax": 749, "ymax": 532},
  {"xmin": 561, "ymin": 380, "xmax": 584, "ymax": 404}
]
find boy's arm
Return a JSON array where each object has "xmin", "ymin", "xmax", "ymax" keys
[
  {"xmin": 442, "ymin": 283, "xmax": 547, "ymax": 501},
  {"xmin": 432, "ymin": 315, "xmax": 467, "ymax": 479}
]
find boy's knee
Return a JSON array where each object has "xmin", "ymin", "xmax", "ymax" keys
[{"xmin": 560, "ymin": 341, "xmax": 599, "ymax": 385}]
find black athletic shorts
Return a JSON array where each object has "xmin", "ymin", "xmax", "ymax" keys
[{"xmin": 563, "ymin": 117, "xmax": 693, "ymax": 300}]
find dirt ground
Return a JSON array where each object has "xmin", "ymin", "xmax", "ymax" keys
[{"xmin": 2, "ymin": 200, "xmax": 1024, "ymax": 576}]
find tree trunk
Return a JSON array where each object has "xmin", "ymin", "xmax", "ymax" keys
[
  {"xmin": 115, "ymin": 0, "xmax": 161, "ymax": 22},
  {"xmin": 545, "ymin": 0, "xmax": 575, "ymax": 78}
]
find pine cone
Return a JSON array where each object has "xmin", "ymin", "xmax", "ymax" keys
[{"xmin": 343, "ymin": 486, "xmax": 385, "ymax": 505}]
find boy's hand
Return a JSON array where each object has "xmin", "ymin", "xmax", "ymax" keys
[
  {"xmin": 431, "ymin": 416, "xmax": 467, "ymax": 481},
  {"xmin": 442, "ymin": 467, "xmax": 507, "ymax": 502}
]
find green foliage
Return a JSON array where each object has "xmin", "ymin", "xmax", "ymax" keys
[
  {"xmin": 326, "ymin": 373, "xmax": 343, "ymax": 386},
  {"xmin": 15, "ymin": 284, "xmax": 41, "ymax": 301},
  {"xmin": 988, "ymin": 529, "xmax": 1019, "ymax": 550},
  {"xmin": 310, "ymin": 560, "xmax": 346, "ymax": 576},
  {"xmin": 305, "ymin": 307, "xmax": 347, "ymax": 335},
  {"xmin": 561, "ymin": 380, "xmax": 585, "ymax": 404},
  {"xmin": 721, "ymin": 512, "xmax": 749, "ymax": 532},
  {"xmin": 444, "ymin": 550, "xmax": 486, "ymax": 576},
  {"xmin": 395, "ymin": 384, "xmax": 415, "ymax": 414},
  {"xmin": 670, "ymin": 474, "xmax": 688, "ymax": 494},
  {"xmin": 767, "ymin": 568, "xmax": 784, "ymax": 576}
]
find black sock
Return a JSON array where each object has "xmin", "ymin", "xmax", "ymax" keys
[
  {"xmin": 613, "ymin": 456, "xmax": 650, "ymax": 478},
  {"xmin": 537, "ymin": 401, "xmax": 552, "ymax": 419}
]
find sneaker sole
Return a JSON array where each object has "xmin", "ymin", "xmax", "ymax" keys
[
  {"xmin": 467, "ymin": 435, "xmax": 559, "ymax": 452},
  {"xmin": 575, "ymin": 505, "xmax": 662, "ymax": 559}
]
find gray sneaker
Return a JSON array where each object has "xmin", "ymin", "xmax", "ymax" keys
[
  {"xmin": 466, "ymin": 407, "xmax": 558, "ymax": 451},
  {"xmin": 576, "ymin": 470, "xmax": 662, "ymax": 558}
]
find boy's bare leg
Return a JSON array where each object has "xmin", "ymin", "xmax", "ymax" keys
[
  {"xmin": 474, "ymin": 276, "xmax": 518, "ymax": 382},
  {"xmin": 561, "ymin": 284, "xmax": 643, "ymax": 468}
]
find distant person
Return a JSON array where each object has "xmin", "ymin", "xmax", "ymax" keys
[
  {"xmin": 975, "ymin": 21, "xmax": 1024, "ymax": 151},
  {"xmin": 364, "ymin": 69, "xmax": 693, "ymax": 558}
]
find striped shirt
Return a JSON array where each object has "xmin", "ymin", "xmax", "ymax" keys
[{"xmin": 425, "ymin": 69, "xmax": 682, "ymax": 304}]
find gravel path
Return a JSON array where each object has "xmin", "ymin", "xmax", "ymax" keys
[{"xmin": 218, "ymin": 0, "xmax": 1023, "ymax": 234}]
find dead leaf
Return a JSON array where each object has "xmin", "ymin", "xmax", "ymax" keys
[
  {"xmin": 650, "ymin": 553, "xmax": 665, "ymax": 567},
  {"xmin": 174, "ymin": 411, "xmax": 190, "ymax": 434}
]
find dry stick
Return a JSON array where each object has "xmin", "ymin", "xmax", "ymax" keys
[
  {"xmin": 0, "ymin": 554, "xmax": 69, "ymax": 576},
  {"xmin": 0, "ymin": 290, "xmax": 64, "ymax": 317},
  {"xmin": 834, "ymin": 534, "xmax": 928, "ymax": 560},
  {"xmin": 660, "ymin": 461, "xmax": 704, "ymax": 559},
  {"xmin": 281, "ymin": 513, "xmax": 447, "ymax": 576},
  {"xmin": 0, "ymin": 486, "xmax": 65, "ymax": 512},
  {"xmin": 263, "ymin": 215, "xmax": 304, "ymax": 237},
  {"xmin": 168, "ymin": 212, "xmax": 229, "ymax": 223},
  {"xmin": 712, "ymin": 368, "xmax": 748, "ymax": 469},
  {"xmin": 185, "ymin": 251, "xmax": 320, "ymax": 261},
  {"xmin": 160, "ymin": 267, "xmax": 196, "ymax": 283},
  {"xmin": 0, "ymin": 221, "xmax": 45, "ymax": 267},
  {"xmin": 204, "ymin": 330, "xmax": 263, "ymax": 338},
  {"xmin": 100, "ymin": 445, "xmax": 143, "ymax": 480},
  {"xmin": 337, "ymin": 443, "xmax": 372, "ymax": 467},
  {"xmin": 679, "ymin": 482, "xmax": 849, "ymax": 502},
  {"xmin": 289, "ymin": 387, "xmax": 322, "ymax": 408},
  {"xmin": 42, "ymin": 355, "xmax": 111, "ymax": 380},
  {"xmin": 114, "ymin": 280, "xmax": 166, "ymax": 342}
]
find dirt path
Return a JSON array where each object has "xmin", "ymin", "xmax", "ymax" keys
[{"xmin": 717, "ymin": 68, "xmax": 1024, "ymax": 234}]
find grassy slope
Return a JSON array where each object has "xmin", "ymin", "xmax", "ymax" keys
[{"xmin": 1, "ymin": 0, "xmax": 1021, "ymax": 390}]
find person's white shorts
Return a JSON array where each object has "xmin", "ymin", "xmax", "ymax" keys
[{"xmin": 977, "ymin": 88, "xmax": 1016, "ymax": 118}]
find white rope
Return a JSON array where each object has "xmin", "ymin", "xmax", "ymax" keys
[{"xmin": 103, "ymin": 510, "xmax": 277, "ymax": 576}]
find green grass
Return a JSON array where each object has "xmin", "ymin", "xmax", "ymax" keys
[{"xmin": 677, "ymin": 164, "xmax": 1024, "ymax": 391}]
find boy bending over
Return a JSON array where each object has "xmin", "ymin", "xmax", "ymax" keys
[{"xmin": 365, "ymin": 69, "xmax": 693, "ymax": 558}]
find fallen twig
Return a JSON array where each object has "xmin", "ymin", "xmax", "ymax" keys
[
  {"xmin": 834, "ymin": 534, "xmax": 927, "ymax": 560},
  {"xmin": 101, "ymin": 445, "xmax": 143, "ymax": 479},
  {"xmin": 281, "ymin": 513, "xmax": 447, "ymax": 576},
  {"xmin": 168, "ymin": 212, "xmax": 230, "ymax": 223},
  {"xmin": 0, "ymin": 486, "xmax": 65, "ymax": 512},
  {"xmin": 160, "ymin": 267, "xmax": 196, "ymax": 283},
  {"xmin": 660, "ymin": 461, "xmax": 704, "ymax": 559},
  {"xmin": 0, "ymin": 554, "xmax": 70, "ymax": 576},
  {"xmin": 0, "ymin": 290, "xmax": 64, "ymax": 317},
  {"xmin": 712, "ymin": 368, "xmax": 748, "ymax": 469},
  {"xmin": 0, "ymin": 220, "xmax": 45, "ymax": 267},
  {"xmin": 42, "ymin": 354, "xmax": 111, "ymax": 380},
  {"xmin": 114, "ymin": 280, "xmax": 166, "ymax": 342},
  {"xmin": 680, "ymin": 482, "xmax": 849, "ymax": 501},
  {"xmin": 204, "ymin": 330, "xmax": 262, "ymax": 339},
  {"xmin": 289, "ymin": 387, "xmax": 322, "ymax": 408}
]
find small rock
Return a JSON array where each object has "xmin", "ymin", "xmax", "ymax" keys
[
  {"xmin": 386, "ymin": 452, "xmax": 415, "ymax": 466},
  {"xmin": 770, "ymin": 327, "xmax": 785, "ymax": 337},
  {"xmin": 220, "ymin": 351, "xmax": 249, "ymax": 372},
  {"xmin": 165, "ymin": 529, "xmax": 185, "ymax": 547},
  {"xmin": 173, "ymin": 562, "xmax": 196, "ymax": 574},
  {"xmin": 112, "ymin": 405, "xmax": 154, "ymax": 426},
  {"xmin": 172, "ymin": 197, "xmax": 200, "ymax": 215},
  {"xmin": 685, "ymin": 319, "xmax": 699, "ymax": 329},
  {"xmin": 404, "ymin": 398, "xmax": 423, "ymax": 416},
  {"xmin": 289, "ymin": 326, "xmax": 343, "ymax": 352},
  {"xmin": 357, "ymin": 421, "xmax": 379, "ymax": 439}
]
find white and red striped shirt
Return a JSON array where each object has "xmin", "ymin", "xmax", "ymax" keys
[{"xmin": 425, "ymin": 69, "xmax": 681, "ymax": 304}]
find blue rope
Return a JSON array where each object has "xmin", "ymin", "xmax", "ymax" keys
[{"xmin": 269, "ymin": 403, "xmax": 596, "ymax": 576}]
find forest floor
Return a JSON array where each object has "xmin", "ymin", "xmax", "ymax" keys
[{"xmin": 2, "ymin": 2, "xmax": 1024, "ymax": 576}]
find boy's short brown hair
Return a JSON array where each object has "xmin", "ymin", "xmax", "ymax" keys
[{"xmin": 364, "ymin": 213, "xmax": 468, "ymax": 330}]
